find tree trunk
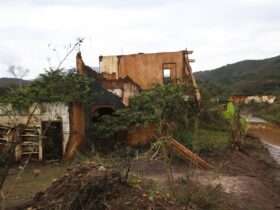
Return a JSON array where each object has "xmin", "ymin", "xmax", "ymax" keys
[
  {"xmin": 64, "ymin": 102, "xmax": 86, "ymax": 160},
  {"xmin": 64, "ymin": 52, "xmax": 87, "ymax": 160}
]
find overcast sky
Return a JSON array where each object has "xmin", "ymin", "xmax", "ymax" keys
[{"xmin": 0, "ymin": 0, "xmax": 279, "ymax": 79}]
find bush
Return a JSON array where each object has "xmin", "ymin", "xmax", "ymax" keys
[
  {"xmin": 92, "ymin": 83, "xmax": 232, "ymax": 155},
  {"xmin": 192, "ymin": 129, "xmax": 230, "ymax": 153},
  {"xmin": 173, "ymin": 129, "xmax": 193, "ymax": 149},
  {"xmin": 257, "ymin": 103, "xmax": 280, "ymax": 124},
  {"xmin": 174, "ymin": 178, "xmax": 230, "ymax": 210},
  {"xmin": 92, "ymin": 84, "xmax": 198, "ymax": 142},
  {"xmin": 199, "ymin": 107, "xmax": 229, "ymax": 131},
  {"xmin": 243, "ymin": 102, "xmax": 280, "ymax": 124}
]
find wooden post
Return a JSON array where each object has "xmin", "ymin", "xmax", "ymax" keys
[
  {"xmin": 38, "ymin": 128, "xmax": 43, "ymax": 161},
  {"xmin": 183, "ymin": 50, "xmax": 201, "ymax": 107},
  {"xmin": 14, "ymin": 127, "xmax": 22, "ymax": 161}
]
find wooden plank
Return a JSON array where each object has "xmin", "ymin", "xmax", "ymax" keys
[{"xmin": 168, "ymin": 138, "xmax": 213, "ymax": 170}]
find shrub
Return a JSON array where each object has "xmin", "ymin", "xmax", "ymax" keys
[
  {"xmin": 257, "ymin": 103, "xmax": 280, "ymax": 124},
  {"xmin": 173, "ymin": 128, "xmax": 193, "ymax": 148},
  {"xmin": 192, "ymin": 129, "xmax": 230, "ymax": 153},
  {"xmin": 174, "ymin": 178, "xmax": 230, "ymax": 210}
]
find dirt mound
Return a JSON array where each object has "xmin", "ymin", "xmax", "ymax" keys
[{"xmin": 14, "ymin": 162, "xmax": 179, "ymax": 210}]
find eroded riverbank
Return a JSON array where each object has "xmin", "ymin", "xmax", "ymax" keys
[{"xmin": 248, "ymin": 122, "xmax": 280, "ymax": 164}]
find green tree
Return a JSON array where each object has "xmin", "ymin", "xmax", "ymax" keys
[{"xmin": 92, "ymin": 84, "xmax": 198, "ymax": 141}]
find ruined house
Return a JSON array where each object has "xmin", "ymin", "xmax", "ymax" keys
[
  {"xmin": 100, "ymin": 50, "xmax": 192, "ymax": 89},
  {"xmin": 98, "ymin": 74, "xmax": 141, "ymax": 106},
  {"xmin": 0, "ymin": 53, "xmax": 124, "ymax": 161},
  {"xmin": 0, "ymin": 103, "xmax": 70, "ymax": 161},
  {"xmin": 99, "ymin": 50, "xmax": 201, "ymax": 103},
  {"xmin": 0, "ymin": 92, "xmax": 123, "ymax": 161},
  {"xmin": 97, "ymin": 50, "xmax": 201, "ymax": 146},
  {"xmin": 0, "ymin": 50, "xmax": 200, "ymax": 161}
]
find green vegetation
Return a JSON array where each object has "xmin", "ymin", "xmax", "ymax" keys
[
  {"xmin": 2, "ymin": 164, "xmax": 68, "ymax": 207},
  {"xmin": 173, "ymin": 178, "xmax": 231, "ymax": 210},
  {"xmin": 195, "ymin": 55, "xmax": 280, "ymax": 96},
  {"xmin": 173, "ymin": 110, "xmax": 231, "ymax": 154},
  {"xmin": 0, "ymin": 70, "xmax": 96, "ymax": 110},
  {"xmin": 192, "ymin": 129, "xmax": 230, "ymax": 153},
  {"xmin": 93, "ymin": 84, "xmax": 198, "ymax": 138},
  {"xmin": 244, "ymin": 103, "xmax": 280, "ymax": 124},
  {"xmin": 93, "ymin": 83, "xmax": 232, "ymax": 153},
  {"xmin": 0, "ymin": 71, "xmax": 237, "ymax": 154},
  {"xmin": 257, "ymin": 104, "xmax": 280, "ymax": 124},
  {"xmin": 0, "ymin": 78, "xmax": 29, "ymax": 88},
  {"xmin": 173, "ymin": 125, "xmax": 231, "ymax": 154}
]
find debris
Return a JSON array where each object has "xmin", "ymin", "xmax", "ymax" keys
[
  {"xmin": 168, "ymin": 138, "xmax": 213, "ymax": 170},
  {"xmin": 17, "ymin": 163, "xmax": 181, "ymax": 210},
  {"xmin": 98, "ymin": 166, "xmax": 106, "ymax": 172}
]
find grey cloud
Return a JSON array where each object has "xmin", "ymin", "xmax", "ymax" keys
[
  {"xmin": 0, "ymin": 26, "xmax": 50, "ymax": 41},
  {"xmin": 1, "ymin": 0, "xmax": 169, "ymax": 8},
  {"xmin": 0, "ymin": 0, "xmax": 279, "ymax": 77},
  {"xmin": 0, "ymin": 48, "xmax": 20, "ymax": 77},
  {"xmin": 0, "ymin": 48, "xmax": 19, "ymax": 67}
]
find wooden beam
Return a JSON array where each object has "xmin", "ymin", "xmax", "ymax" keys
[{"xmin": 167, "ymin": 138, "xmax": 213, "ymax": 170}]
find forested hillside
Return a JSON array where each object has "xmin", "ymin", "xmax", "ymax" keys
[
  {"xmin": 0, "ymin": 78, "xmax": 29, "ymax": 88},
  {"xmin": 195, "ymin": 55, "xmax": 280, "ymax": 96}
]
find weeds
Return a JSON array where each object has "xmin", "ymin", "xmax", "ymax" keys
[
  {"xmin": 174, "ymin": 178, "xmax": 229, "ymax": 210},
  {"xmin": 192, "ymin": 129, "xmax": 230, "ymax": 153},
  {"xmin": 252, "ymin": 103, "xmax": 280, "ymax": 124}
]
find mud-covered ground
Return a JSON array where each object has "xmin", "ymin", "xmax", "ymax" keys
[
  {"xmin": 131, "ymin": 136, "xmax": 280, "ymax": 210},
  {"xmin": 2, "ymin": 162, "xmax": 68, "ymax": 208},
  {"xmin": 2, "ymin": 127, "xmax": 280, "ymax": 210},
  {"xmin": 248, "ymin": 122, "xmax": 280, "ymax": 164}
]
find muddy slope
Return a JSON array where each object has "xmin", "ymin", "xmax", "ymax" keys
[{"xmin": 131, "ymin": 136, "xmax": 280, "ymax": 210}]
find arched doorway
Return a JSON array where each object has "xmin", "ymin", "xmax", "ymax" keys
[
  {"xmin": 92, "ymin": 106, "xmax": 115, "ymax": 122},
  {"xmin": 90, "ymin": 105, "xmax": 119, "ymax": 153}
]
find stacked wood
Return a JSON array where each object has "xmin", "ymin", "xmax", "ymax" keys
[{"xmin": 16, "ymin": 127, "xmax": 42, "ymax": 161}]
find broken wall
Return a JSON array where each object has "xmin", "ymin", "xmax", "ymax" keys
[
  {"xmin": 100, "ymin": 51, "xmax": 189, "ymax": 90},
  {"xmin": 122, "ymin": 81, "xmax": 140, "ymax": 106},
  {"xmin": 100, "ymin": 77, "xmax": 140, "ymax": 106},
  {"xmin": 99, "ymin": 56, "xmax": 119, "ymax": 78}
]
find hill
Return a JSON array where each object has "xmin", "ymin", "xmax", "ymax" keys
[
  {"xmin": 0, "ymin": 78, "xmax": 30, "ymax": 96},
  {"xmin": 194, "ymin": 55, "xmax": 280, "ymax": 96},
  {"xmin": 0, "ymin": 78, "xmax": 30, "ymax": 88}
]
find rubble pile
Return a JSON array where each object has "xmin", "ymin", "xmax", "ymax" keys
[{"xmin": 17, "ymin": 163, "xmax": 179, "ymax": 210}]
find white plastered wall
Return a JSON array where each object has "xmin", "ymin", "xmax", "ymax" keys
[{"xmin": 0, "ymin": 103, "xmax": 70, "ymax": 155}]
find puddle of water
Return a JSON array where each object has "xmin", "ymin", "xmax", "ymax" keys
[
  {"xmin": 245, "ymin": 116, "xmax": 267, "ymax": 123},
  {"xmin": 262, "ymin": 142, "xmax": 280, "ymax": 165},
  {"xmin": 249, "ymin": 124, "xmax": 280, "ymax": 146}
]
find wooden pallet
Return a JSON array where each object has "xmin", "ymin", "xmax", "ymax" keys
[
  {"xmin": 0, "ymin": 125, "xmax": 11, "ymax": 145},
  {"xmin": 15, "ymin": 127, "xmax": 43, "ymax": 161}
]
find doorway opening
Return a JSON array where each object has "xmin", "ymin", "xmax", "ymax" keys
[
  {"xmin": 42, "ymin": 121, "xmax": 63, "ymax": 160},
  {"xmin": 92, "ymin": 107, "xmax": 115, "ymax": 122},
  {"xmin": 91, "ymin": 106, "xmax": 116, "ymax": 153}
]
